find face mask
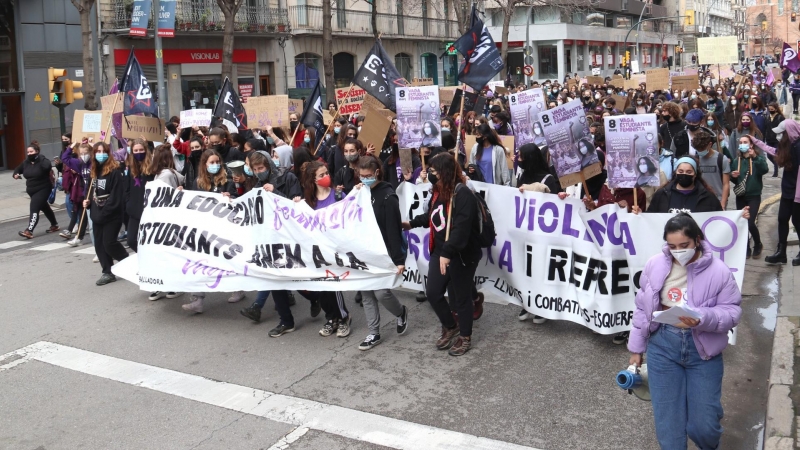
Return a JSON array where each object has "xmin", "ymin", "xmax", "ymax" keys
[
  {"xmin": 27, "ymin": 154, "xmax": 37, "ymax": 162},
  {"xmin": 353, "ymin": 113, "xmax": 359, "ymax": 119},
  {"xmin": 579, "ymin": 145, "xmax": 588, "ymax": 155},
  {"xmin": 361, "ymin": 177, "xmax": 376, "ymax": 187},
  {"xmin": 442, "ymin": 127, "xmax": 450, "ymax": 132},
  {"xmin": 80, "ymin": 154, "xmax": 91, "ymax": 163},
  {"xmin": 697, "ymin": 149, "xmax": 709, "ymax": 158},
  {"xmin": 95, "ymin": 153, "xmax": 108, "ymax": 163},
  {"xmin": 476, "ymin": 136, "xmax": 486, "ymax": 146},
  {"xmin": 334, "ymin": 126, "xmax": 341, "ymax": 134},
  {"xmin": 428, "ymin": 173, "xmax": 438, "ymax": 185},
  {"xmin": 244, "ymin": 165, "xmax": 253, "ymax": 176},
  {"xmin": 266, "ymin": 137, "xmax": 274, "ymax": 145},
  {"xmin": 272, "ymin": 158, "xmax": 280, "ymax": 168},
  {"xmin": 675, "ymin": 173, "xmax": 694, "ymax": 188},
  {"xmin": 687, "ymin": 124, "xmax": 700, "ymax": 131},
  {"xmin": 639, "ymin": 164, "xmax": 648, "ymax": 173},
  {"xmin": 636, "ymin": 100, "xmax": 643, "ymax": 105},
  {"xmin": 290, "ymin": 120, "xmax": 298, "ymax": 130},
  {"xmin": 62, "ymin": 141, "xmax": 70, "ymax": 149},
  {"xmin": 133, "ymin": 153, "xmax": 146, "ymax": 162},
  {"xmin": 345, "ymin": 153, "xmax": 359, "ymax": 162},
  {"xmin": 769, "ymin": 110, "xmax": 776, "ymax": 115},
  {"xmin": 607, "ymin": 89, "xmax": 613, "ymax": 95},
  {"xmin": 731, "ymin": 99, "xmax": 737, "ymax": 105},
  {"xmin": 743, "ymin": 94, "xmax": 750, "ymax": 99},
  {"xmin": 707, "ymin": 120, "xmax": 715, "ymax": 127},
  {"xmin": 316, "ymin": 174, "xmax": 331, "ymax": 188},
  {"xmin": 207, "ymin": 164, "xmax": 221, "ymax": 174},
  {"xmin": 690, "ymin": 94, "xmax": 697, "ymax": 99},
  {"xmin": 126, "ymin": 146, "xmax": 131, "ymax": 154},
  {"xmin": 583, "ymin": 96, "xmax": 590, "ymax": 100},
  {"xmin": 304, "ymin": 137, "xmax": 311, "ymax": 144},
  {"xmin": 741, "ymin": 121, "xmax": 751, "ymax": 128},
  {"xmin": 595, "ymin": 93, "xmax": 601, "ymax": 99},
  {"xmin": 256, "ymin": 170, "xmax": 270, "ymax": 182},
  {"xmin": 739, "ymin": 144, "xmax": 750, "ymax": 153},
  {"xmin": 423, "ymin": 126, "xmax": 432, "ymax": 135},
  {"xmin": 670, "ymin": 247, "xmax": 696, "ymax": 266}
]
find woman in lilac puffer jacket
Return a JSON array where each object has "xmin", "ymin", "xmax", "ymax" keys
[{"xmin": 628, "ymin": 213, "xmax": 741, "ymax": 450}]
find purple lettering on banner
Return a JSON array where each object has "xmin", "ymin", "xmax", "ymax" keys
[
  {"xmin": 182, "ymin": 258, "xmax": 236, "ymax": 289},
  {"xmin": 498, "ymin": 241, "xmax": 513, "ymax": 272},
  {"xmin": 538, "ymin": 202, "xmax": 559, "ymax": 233},
  {"xmin": 514, "ymin": 196, "xmax": 526, "ymax": 229},
  {"xmin": 422, "ymin": 232, "xmax": 430, "ymax": 262},
  {"xmin": 701, "ymin": 216, "xmax": 739, "ymax": 272},
  {"xmin": 586, "ymin": 212, "xmax": 609, "ymax": 246},
  {"xmin": 561, "ymin": 204, "xmax": 580, "ymax": 238},
  {"xmin": 607, "ymin": 212, "xmax": 636, "ymax": 255}
]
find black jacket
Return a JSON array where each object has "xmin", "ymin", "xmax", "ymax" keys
[
  {"xmin": 764, "ymin": 113, "xmax": 785, "ymax": 146},
  {"xmin": 13, "ymin": 154, "xmax": 52, "ymax": 195},
  {"xmin": 409, "ymin": 183, "xmax": 481, "ymax": 263},
  {"xmin": 256, "ymin": 170, "xmax": 303, "ymax": 199},
  {"xmin": 326, "ymin": 145, "xmax": 348, "ymax": 177},
  {"xmin": 189, "ymin": 178, "xmax": 237, "ymax": 196},
  {"xmin": 89, "ymin": 168, "xmax": 125, "ymax": 225},
  {"xmin": 124, "ymin": 173, "xmax": 155, "ymax": 219},
  {"xmin": 781, "ymin": 139, "xmax": 800, "ymax": 200},
  {"xmin": 672, "ymin": 126, "xmax": 716, "ymax": 158},
  {"xmin": 369, "ymin": 181, "xmax": 406, "ymax": 266},
  {"xmin": 658, "ymin": 119, "xmax": 686, "ymax": 151},
  {"xmin": 383, "ymin": 155, "xmax": 421, "ymax": 190},
  {"xmin": 333, "ymin": 165, "xmax": 359, "ymax": 195},
  {"xmin": 646, "ymin": 180, "xmax": 723, "ymax": 213}
]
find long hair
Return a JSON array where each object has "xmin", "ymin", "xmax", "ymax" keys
[
  {"xmin": 300, "ymin": 160, "xmax": 326, "ymax": 208},
  {"xmin": 147, "ymin": 144, "xmax": 175, "ymax": 176},
  {"xmin": 127, "ymin": 138, "xmax": 150, "ymax": 178},
  {"xmin": 337, "ymin": 124, "xmax": 358, "ymax": 150},
  {"xmin": 196, "ymin": 149, "xmax": 227, "ymax": 192},
  {"xmin": 91, "ymin": 142, "xmax": 119, "ymax": 178},
  {"xmin": 736, "ymin": 112, "xmax": 763, "ymax": 139},
  {"xmin": 429, "ymin": 153, "xmax": 465, "ymax": 209},
  {"xmin": 475, "ymin": 123, "xmax": 502, "ymax": 161},
  {"xmin": 292, "ymin": 147, "xmax": 313, "ymax": 180},
  {"xmin": 775, "ymin": 133, "xmax": 793, "ymax": 169},
  {"xmin": 303, "ymin": 128, "xmax": 317, "ymax": 151},
  {"xmin": 768, "ymin": 101, "xmax": 784, "ymax": 119}
]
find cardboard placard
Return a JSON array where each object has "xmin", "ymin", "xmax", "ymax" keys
[
  {"xmin": 609, "ymin": 78, "xmax": 625, "ymax": 88},
  {"xmin": 399, "ymin": 148, "xmax": 414, "ymax": 175},
  {"xmin": 244, "ymin": 95, "xmax": 290, "ymax": 129},
  {"xmin": 771, "ymin": 67, "xmax": 782, "ymax": 85},
  {"xmin": 71, "ymin": 110, "xmax": 112, "ymax": 144},
  {"xmin": 612, "ymin": 74, "xmax": 623, "ymax": 79},
  {"xmin": 411, "ymin": 78, "xmax": 434, "ymax": 86},
  {"xmin": 322, "ymin": 110, "xmax": 336, "ymax": 125},
  {"xmin": 567, "ymin": 78, "xmax": 579, "ymax": 88},
  {"xmin": 498, "ymin": 135, "xmax": 515, "ymax": 170},
  {"xmin": 495, "ymin": 86, "xmax": 510, "ymax": 96},
  {"xmin": 358, "ymin": 105, "xmax": 393, "ymax": 150},
  {"xmin": 623, "ymin": 79, "xmax": 640, "ymax": 90},
  {"xmin": 645, "ymin": 68, "xmax": 670, "ymax": 91},
  {"xmin": 586, "ymin": 76, "xmax": 604, "ymax": 86},
  {"xmin": 734, "ymin": 74, "xmax": 743, "ymax": 84},
  {"xmin": 179, "ymin": 109, "xmax": 212, "ymax": 129},
  {"xmin": 288, "ymin": 99, "xmax": 303, "ymax": 115},
  {"xmin": 362, "ymin": 93, "xmax": 385, "ymax": 112},
  {"xmin": 335, "ymin": 86, "xmax": 366, "ymax": 115},
  {"xmin": 447, "ymin": 89, "xmax": 481, "ymax": 116},
  {"xmin": 610, "ymin": 94, "xmax": 629, "ymax": 110},
  {"xmin": 464, "ymin": 134, "xmax": 477, "ymax": 163},
  {"xmin": 122, "ymin": 115, "xmax": 165, "ymax": 143},
  {"xmin": 671, "ymin": 75, "xmax": 700, "ymax": 92},
  {"xmin": 100, "ymin": 93, "xmax": 123, "ymax": 114},
  {"xmin": 697, "ymin": 36, "xmax": 739, "ymax": 65},
  {"xmin": 699, "ymin": 94, "xmax": 709, "ymax": 102},
  {"xmin": 439, "ymin": 88, "xmax": 457, "ymax": 105}
]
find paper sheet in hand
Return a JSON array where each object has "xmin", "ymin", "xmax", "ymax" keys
[{"xmin": 652, "ymin": 304, "xmax": 702, "ymax": 324}]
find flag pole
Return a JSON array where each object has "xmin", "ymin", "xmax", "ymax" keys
[
  {"xmin": 313, "ymin": 83, "xmax": 354, "ymax": 155},
  {"xmin": 102, "ymin": 81, "xmax": 121, "ymax": 143},
  {"xmin": 458, "ymin": 83, "xmax": 468, "ymax": 166}
]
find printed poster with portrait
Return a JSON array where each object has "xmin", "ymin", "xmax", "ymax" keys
[
  {"xmin": 395, "ymin": 86, "xmax": 441, "ymax": 149},
  {"xmin": 509, "ymin": 88, "xmax": 547, "ymax": 151},
  {"xmin": 604, "ymin": 114, "xmax": 660, "ymax": 189},
  {"xmin": 538, "ymin": 99, "xmax": 602, "ymax": 187}
]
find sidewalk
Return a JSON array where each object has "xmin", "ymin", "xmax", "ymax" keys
[{"xmin": 0, "ymin": 170, "xmax": 65, "ymax": 223}]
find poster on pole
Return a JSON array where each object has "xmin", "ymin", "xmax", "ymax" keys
[
  {"xmin": 395, "ymin": 86, "xmax": 441, "ymax": 149},
  {"xmin": 336, "ymin": 86, "xmax": 366, "ymax": 116},
  {"xmin": 129, "ymin": 0, "xmax": 152, "ymax": 37},
  {"xmin": 156, "ymin": 0, "xmax": 177, "ymax": 37},
  {"xmin": 697, "ymin": 36, "xmax": 739, "ymax": 65},
  {"xmin": 671, "ymin": 75, "xmax": 700, "ymax": 91},
  {"xmin": 508, "ymin": 88, "xmax": 547, "ymax": 150},
  {"xmin": 604, "ymin": 114, "xmax": 660, "ymax": 189},
  {"xmin": 71, "ymin": 110, "xmax": 112, "ymax": 144},
  {"xmin": 538, "ymin": 99, "xmax": 602, "ymax": 187},
  {"xmin": 244, "ymin": 95, "xmax": 290, "ymax": 129},
  {"xmin": 179, "ymin": 109, "xmax": 212, "ymax": 129},
  {"xmin": 122, "ymin": 115, "xmax": 166, "ymax": 143}
]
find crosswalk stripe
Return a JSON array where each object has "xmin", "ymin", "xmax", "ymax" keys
[
  {"xmin": 31, "ymin": 243, "xmax": 71, "ymax": 251},
  {"xmin": 0, "ymin": 342, "xmax": 540, "ymax": 450},
  {"xmin": 72, "ymin": 247, "xmax": 96, "ymax": 255},
  {"xmin": 0, "ymin": 241, "xmax": 31, "ymax": 250}
]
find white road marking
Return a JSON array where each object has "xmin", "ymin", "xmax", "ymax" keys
[
  {"xmin": 31, "ymin": 243, "xmax": 71, "ymax": 251},
  {"xmin": 0, "ymin": 241, "xmax": 31, "ymax": 249},
  {"xmin": 267, "ymin": 427, "xmax": 310, "ymax": 450},
  {"xmin": 0, "ymin": 342, "xmax": 540, "ymax": 450},
  {"xmin": 72, "ymin": 247, "xmax": 96, "ymax": 255}
]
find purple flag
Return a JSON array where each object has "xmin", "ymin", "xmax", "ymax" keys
[{"xmin": 780, "ymin": 42, "xmax": 800, "ymax": 73}]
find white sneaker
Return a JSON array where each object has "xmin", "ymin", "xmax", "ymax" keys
[
  {"xmin": 67, "ymin": 237, "xmax": 81, "ymax": 247},
  {"xmin": 148, "ymin": 291, "xmax": 166, "ymax": 301},
  {"xmin": 92, "ymin": 255, "xmax": 99, "ymax": 263},
  {"xmin": 182, "ymin": 296, "xmax": 204, "ymax": 313},
  {"xmin": 227, "ymin": 291, "xmax": 246, "ymax": 303},
  {"xmin": 165, "ymin": 292, "xmax": 182, "ymax": 299}
]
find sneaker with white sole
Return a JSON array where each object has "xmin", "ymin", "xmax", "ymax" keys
[
  {"xmin": 92, "ymin": 255, "xmax": 99, "ymax": 263},
  {"xmin": 532, "ymin": 315, "xmax": 547, "ymax": 324},
  {"xmin": 358, "ymin": 334, "xmax": 382, "ymax": 351},
  {"xmin": 227, "ymin": 291, "xmax": 246, "ymax": 303},
  {"xmin": 336, "ymin": 315, "xmax": 352, "ymax": 337},
  {"xmin": 67, "ymin": 237, "xmax": 81, "ymax": 247},
  {"xmin": 165, "ymin": 292, "xmax": 181, "ymax": 299},
  {"xmin": 518, "ymin": 309, "xmax": 530, "ymax": 321},
  {"xmin": 148, "ymin": 291, "xmax": 166, "ymax": 301},
  {"xmin": 319, "ymin": 319, "xmax": 338, "ymax": 337},
  {"xmin": 269, "ymin": 323, "xmax": 295, "ymax": 337},
  {"xmin": 59, "ymin": 230, "xmax": 72, "ymax": 239},
  {"xmin": 612, "ymin": 331, "xmax": 629, "ymax": 345},
  {"xmin": 396, "ymin": 306, "xmax": 408, "ymax": 335},
  {"xmin": 182, "ymin": 296, "xmax": 204, "ymax": 313}
]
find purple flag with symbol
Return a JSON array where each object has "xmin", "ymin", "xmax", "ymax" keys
[{"xmin": 780, "ymin": 42, "xmax": 800, "ymax": 73}]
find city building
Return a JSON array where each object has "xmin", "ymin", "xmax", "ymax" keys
[
  {"xmin": 677, "ymin": 0, "xmax": 735, "ymax": 56},
  {"xmin": 746, "ymin": 0, "xmax": 800, "ymax": 59}
]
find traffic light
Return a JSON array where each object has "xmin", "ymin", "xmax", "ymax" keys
[
  {"xmin": 685, "ymin": 10, "xmax": 694, "ymax": 26},
  {"xmin": 762, "ymin": 20, "xmax": 768, "ymax": 30},
  {"xmin": 48, "ymin": 67, "xmax": 67, "ymax": 104},
  {"xmin": 625, "ymin": 51, "xmax": 631, "ymax": 67},
  {"xmin": 792, "ymin": 12, "xmax": 796, "ymax": 22},
  {"xmin": 64, "ymin": 80, "xmax": 83, "ymax": 104}
]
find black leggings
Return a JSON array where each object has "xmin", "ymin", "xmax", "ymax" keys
[
  {"xmin": 297, "ymin": 291, "xmax": 347, "ymax": 321},
  {"xmin": 127, "ymin": 216, "xmax": 140, "ymax": 252},
  {"xmin": 66, "ymin": 202, "xmax": 89, "ymax": 240},
  {"xmin": 736, "ymin": 195, "xmax": 762, "ymax": 247},
  {"xmin": 777, "ymin": 198, "xmax": 800, "ymax": 246},
  {"xmin": 93, "ymin": 219, "xmax": 128, "ymax": 274},
  {"xmin": 426, "ymin": 254, "xmax": 479, "ymax": 337},
  {"xmin": 27, "ymin": 188, "xmax": 57, "ymax": 232},
  {"xmin": 793, "ymin": 94, "xmax": 800, "ymax": 113}
]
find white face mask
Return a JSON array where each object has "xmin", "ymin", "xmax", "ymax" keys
[
  {"xmin": 639, "ymin": 164, "xmax": 648, "ymax": 173},
  {"xmin": 670, "ymin": 247, "xmax": 696, "ymax": 266},
  {"xmin": 80, "ymin": 154, "xmax": 90, "ymax": 163}
]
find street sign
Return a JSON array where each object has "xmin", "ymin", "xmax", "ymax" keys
[
  {"xmin": 34, "ymin": 93, "xmax": 41, "ymax": 102},
  {"xmin": 523, "ymin": 46, "xmax": 533, "ymax": 56},
  {"xmin": 523, "ymin": 65, "xmax": 534, "ymax": 76},
  {"xmin": 524, "ymin": 55, "xmax": 533, "ymax": 65}
]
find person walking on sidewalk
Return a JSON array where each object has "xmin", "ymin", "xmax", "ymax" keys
[
  {"xmin": 628, "ymin": 213, "xmax": 742, "ymax": 450},
  {"xmin": 730, "ymin": 137, "xmax": 769, "ymax": 259},
  {"xmin": 353, "ymin": 156, "xmax": 409, "ymax": 351},
  {"xmin": 13, "ymin": 141, "xmax": 59, "ymax": 239}
]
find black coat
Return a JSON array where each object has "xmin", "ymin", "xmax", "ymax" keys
[
  {"xmin": 383, "ymin": 154, "xmax": 421, "ymax": 190},
  {"xmin": 409, "ymin": 183, "xmax": 481, "ymax": 263},
  {"xmin": 672, "ymin": 126, "xmax": 716, "ymax": 158},
  {"xmin": 333, "ymin": 164, "xmax": 359, "ymax": 195},
  {"xmin": 658, "ymin": 119, "xmax": 686, "ymax": 151},
  {"xmin": 89, "ymin": 168, "xmax": 125, "ymax": 225},
  {"xmin": 124, "ymin": 173, "xmax": 155, "ymax": 219},
  {"xmin": 326, "ymin": 145, "xmax": 348, "ymax": 178},
  {"xmin": 13, "ymin": 154, "xmax": 52, "ymax": 195},
  {"xmin": 781, "ymin": 139, "xmax": 800, "ymax": 200},
  {"xmin": 646, "ymin": 180, "xmax": 723, "ymax": 213},
  {"xmin": 764, "ymin": 113, "xmax": 785, "ymax": 146},
  {"xmin": 368, "ymin": 181, "xmax": 406, "ymax": 266}
]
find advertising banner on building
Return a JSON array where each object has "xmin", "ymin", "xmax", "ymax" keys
[
  {"xmin": 129, "ymin": 0, "xmax": 151, "ymax": 37},
  {"xmin": 156, "ymin": 0, "xmax": 177, "ymax": 37}
]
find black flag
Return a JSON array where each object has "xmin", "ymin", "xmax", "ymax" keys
[
  {"xmin": 299, "ymin": 79, "xmax": 326, "ymax": 150},
  {"xmin": 213, "ymin": 77, "xmax": 248, "ymax": 135},
  {"xmin": 354, "ymin": 40, "xmax": 408, "ymax": 111},
  {"xmin": 120, "ymin": 49, "xmax": 159, "ymax": 116},
  {"xmin": 453, "ymin": 5, "xmax": 504, "ymax": 92}
]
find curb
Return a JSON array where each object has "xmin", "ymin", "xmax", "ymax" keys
[{"xmin": 764, "ymin": 317, "xmax": 798, "ymax": 450}]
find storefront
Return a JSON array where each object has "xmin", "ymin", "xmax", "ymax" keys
[{"xmin": 589, "ymin": 41, "xmax": 604, "ymax": 68}]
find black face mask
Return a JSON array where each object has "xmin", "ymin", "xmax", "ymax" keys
[
  {"xmin": 27, "ymin": 154, "xmax": 37, "ymax": 162},
  {"xmin": 687, "ymin": 124, "xmax": 700, "ymax": 131},
  {"xmin": 676, "ymin": 173, "xmax": 694, "ymax": 188},
  {"xmin": 290, "ymin": 120, "xmax": 298, "ymax": 131},
  {"xmin": 428, "ymin": 173, "xmax": 438, "ymax": 185},
  {"xmin": 476, "ymin": 136, "xmax": 486, "ymax": 146},
  {"xmin": 61, "ymin": 141, "xmax": 70, "ymax": 149}
]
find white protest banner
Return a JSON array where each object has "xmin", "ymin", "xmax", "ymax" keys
[
  {"xmin": 112, "ymin": 181, "xmax": 399, "ymax": 292},
  {"xmin": 179, "ymin": 109, "xmax": 212, "ymax": 129},
  {"xmin": 538, "ymin": 99, "xmax": 602, "ymax": 187},
  {"xmin": 396, "ymin": 181, "xmax": 747, "ymax": 336},
  {"xmin": 395, "ymin": 85, "xmax": 441, "ymax": 149},
  {"xmin": 697, "ymin": 36, "xmax": 739, "ymax": 65},
  {"xmin": 509, "ymin": 88, "xmax": 547, "ymax": 151},
  {"xmin": 604, "ymin": 114, "xmax": 660, "ymax": 189}
]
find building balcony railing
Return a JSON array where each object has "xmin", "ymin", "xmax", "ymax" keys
[
  {"xmin": 106, "ymin": 0, "xmax": 290, "ymax": 33},
  {"xmin": 288, "ymin": 5, "xmax": 459, "ymax": 40}
]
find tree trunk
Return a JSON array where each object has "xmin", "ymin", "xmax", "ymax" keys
[
  {"xmin": 218, "ymin": 0, "xmax": 243, "ymax": 82},
  {"xmin": 371, "ymin": 0, "xmax": 378, "ymax": 38},
  {"xmin": 323, "ymin": 0, "xmax": 335, "ymax": 103},
  {"xmin": 453, "ymin": 0, "xmax": 469, "ymax": 33},
  {"xmin": 499, "ymin": 5, "xmax": 512, "ymax": 81},
  {"xmin": 71, "ymin": 0, "xmax": 97, "ymax": 110}
]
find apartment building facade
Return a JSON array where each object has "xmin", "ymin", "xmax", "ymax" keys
[{"xmin": 746, "ymin": 0, "xmax": 800, "ymax": 59}]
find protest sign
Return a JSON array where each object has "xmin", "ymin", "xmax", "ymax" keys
[
  {"xmin": 604, "ymin": 114, "xmax": 660, "ymax": 189},
  {"xmin": 770, "ymin": 67, "xmax": 782, "ymax": 85},
  {"xmin": 671, "ymin": 75, "xmax": 699, "ymax": 91},
  {"xmin": 179, "ymin": 109, "xmax": 212, "ymax": 129},
  {"xmin": 499, "ymin": 135, "xmax": 515, "ymax": 170},
  {"xmin": 71, "ymin": 110, "xmax": 111, "ymax": 143},
  {"xmin": 288, "ymin": 99, "xmax": 303, "ymax": 115},
  {"xmin": 623, "ymin": 79, "xmax": 640, "ymax": 90},
  {"xmin": 495, "ymin": 86, "xmax": 510, "ymax": 96},
  {"xmin": 447, "ymin": 89, "xmax": 479, "ymax": 116},
  {"xmin": 487, "ymin": 80, "xmax": 504, "ymax": 91},
  {"xmin": 100, "ymin": 93, "xmax": 123, "ymax": 114},
  {"xmin": 591, "ymin": 68, "xmax": 601, "ymax": 76},
  {"xmin": 439, "ymin": 88, "xmax": 457, "ymax": 105},
  {"xmin": 509, "ymin": 88, "xmax": 547, "ymax": 150},
  {"xmin": 358, "ymin": 105, "xmax": 393, "ymax": 150},
  {"xmin": 567, "ymin": 78, "xmax": 579, "ymax": 89},
  {"xmin": 396, "ymin": 86, "xmax": 441, "ymax": 149},
  {"xmin": 718, "ymin": 67, "xmax": 735, "ymax": 79},
  {"xmin": 411, "ymin": 78, "xmax": 434, "ymax": 86},
  {"xmin": 697, "ymin": 36, "xmax": 738, "ymax": 65},
  {"xmin": 610, "ymin": 94, "xmax": 628, "ymax": 110},
  {"xmin": 609, "ymin": 78, "xmax": 625, "ymax": 89},
  {"xmin": 538, "ymin": 99, "xmax": 601, "ymax": 187},
  {"xmin": 396, "ymin": 181, "xmax": 748, "ymax": 335},
  {"xmin": 645, "ymin": 68, "xmax": 670, "ymax": 91},
  {"xmin": 399, "ymin": 148, "xmax": 414, "ymax": 175},
  {"xmin": 322, "ymin": 110, "xmax": 336, "ymax": 125},
  {"xmin": 464, "ymin": 135, "xmax": 477, "ymax": 163},
  {"xmin": 122, "ymin": 115, "xmax": 165, "ymax": 142},
  {"xmin": 586, "ymin": 76, "xmax": 604, "ymax": 86},
  {"xmin": 244, "ymin": 95, "xmax": 290, "ymax": 129},
  {"xmin": 112, "ymin": 182, "xmax": 399, "ymax": 292},
  {"xmin": 336, "ymin": 86, "xmax": 366, "ymax": 115}
]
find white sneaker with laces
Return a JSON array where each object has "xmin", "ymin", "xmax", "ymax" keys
[
  {"xmin": 182, "ymin": 296, "xmax": 204, "ymax": 313},
  {"xmin": 67, "ymin": 237, "xmax": 81, "ymax": 247},
  {"xmin": 92, "ymin": 255, "xmax": 99, "ymax": 263}
]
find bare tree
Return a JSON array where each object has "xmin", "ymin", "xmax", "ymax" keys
[
  {"xmin": 322, "ymin": 0, "xmax": 335, "ymax": 102},
  {"xmin": 655, "ymin": 19, "xmax": 676, "ymax": 69},
  {"xmin": 770, "ymin": 37, "xmax": 783, "ymax": 58},
  {"xmin": 217, "ymin": 0, "xmax": 244, "ymax": 81},
  {"xmin": 70, "ymin": 0, "xmax": 98, "ymax": 110}
]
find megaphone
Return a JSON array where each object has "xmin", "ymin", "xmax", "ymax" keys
[
  {"xmin": 227, "ymin": 160, "xmax": 246, "ymax": 177},
  {"xmin": 616, "ymin": 364, "xmax": 651, "ymax": 401}
]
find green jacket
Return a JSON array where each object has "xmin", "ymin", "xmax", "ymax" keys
[{"xmin": 730, "ymin": 154, "xmax": 769, "ymax": 197}]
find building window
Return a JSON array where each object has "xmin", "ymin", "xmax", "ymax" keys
[
  {"xmin": 294, "ymin": 53, "xmax": 320, "ymax": 89},
  {"xmin": 606, "ymin": 14, "xmax": 614, "ymax": 27},
  {"xmin": 333, "ymin": 52, "xmax": 355, "ymax": 88},
  {"xmin": 443, "ymin": 54, "xmax": 458, "ymax": 86},
  {"xmin": 538, "ymin": 45, "xmax": 559, "ymax": 79},
  {"xmin": 420, "ymin": 53, "xmax": 438, "ymax": 85},
  {"xmin": 590, "ymin": 44, "xmax": 603, "ymax": 67},
  {"xmin": 336, "ymin": 0, "xmax": 347, "ymax": 29},
  {"xmin": 297, "ymin": 0, "xmax": 308, "ymax": 26},
  {"xmin": 534, "ymin": 6, "xmax": 560, "ymax": 24},
  {"xmin": 576, "ymin": 44, "xmax": 585, "ymax": 71},
  {"xmin": 395, "ymin": 53, "xmax": 412, "ymax": 81},
  {"xmin": 794, "ymin": 0, "xmax": 798, "ymax": 12},
  {"xmin": 616, "ymin": 16, "xmax": 632, "ymax": 28},
  {"xmin": 587, "ymin": 12, "xmax": 605, "ymax": 27},
  {"xmin": 779, "ymin": 0, "xmax": 785, "ymax": 14}
]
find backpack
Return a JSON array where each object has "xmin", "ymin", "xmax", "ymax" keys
[{"xmin": 455, "ymin": 184, "xmax": 496, "ymax": 248}]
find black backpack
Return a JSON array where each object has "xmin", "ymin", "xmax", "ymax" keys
[{"xmin": 455, "ymin": 184, "xmax": 496, "ymax": 248}]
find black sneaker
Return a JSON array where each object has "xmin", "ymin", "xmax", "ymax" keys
[
  {"xmin": 746, "ymin": 246, "xmax": 752, "ymax": 259},
  {"xmin": 310, "ymin": 300, "xmax": 322, "ymax": 318},
  {"xmin": 532, "ymin": 315, "xmax": 547, "ymax": 324},
  {"xmin": 396, "ymin": 306, "xmax": 408, "ymax": 335},
  {"xmin": 612, "ymin": 331, "xmax": 629, "ymax": 345},
  {"xmin": 96, "ymin": 273, "xmax": 116, "ymax": 286},
  {"xmin": 415, "ymin": 291, "xmax": 427, "ymax": 302},
  {"xmin": 358, "ymin": 334, "xmax": 382, "ymax": 351},
  {"xmin": 354, "ymin": 291, "xmax": 363, "ymax": 306},
  {"xmin": 268, "ymin": 323, "xmax": 295, "ymax": 337},
  {"xmin": 240, "ymin": 305, "xmax": 261, "ymax": 323},
  {"xmin": 518, "ymin": 309, "xmax": 530, "ymax": 321}
]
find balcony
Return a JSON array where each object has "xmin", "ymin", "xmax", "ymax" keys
[
  {"xmin": 288, "ymin": 5, "xmax": 459, "ymax": 40},
  {"xmin": 106, "ymin": 0, "xmax": 290, "ymax": 34}
]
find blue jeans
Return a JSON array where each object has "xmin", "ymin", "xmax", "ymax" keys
[
  {"xmin": 647, "ymin": 324, "xmax": 724, "ymax": 450},
  {"xmin": 64, "ymin": 195, "xmax": 73, "ymax": 222},
  {"xmin": 254, "ymin": 291, "xmax": 272, "ymax": 310}
]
